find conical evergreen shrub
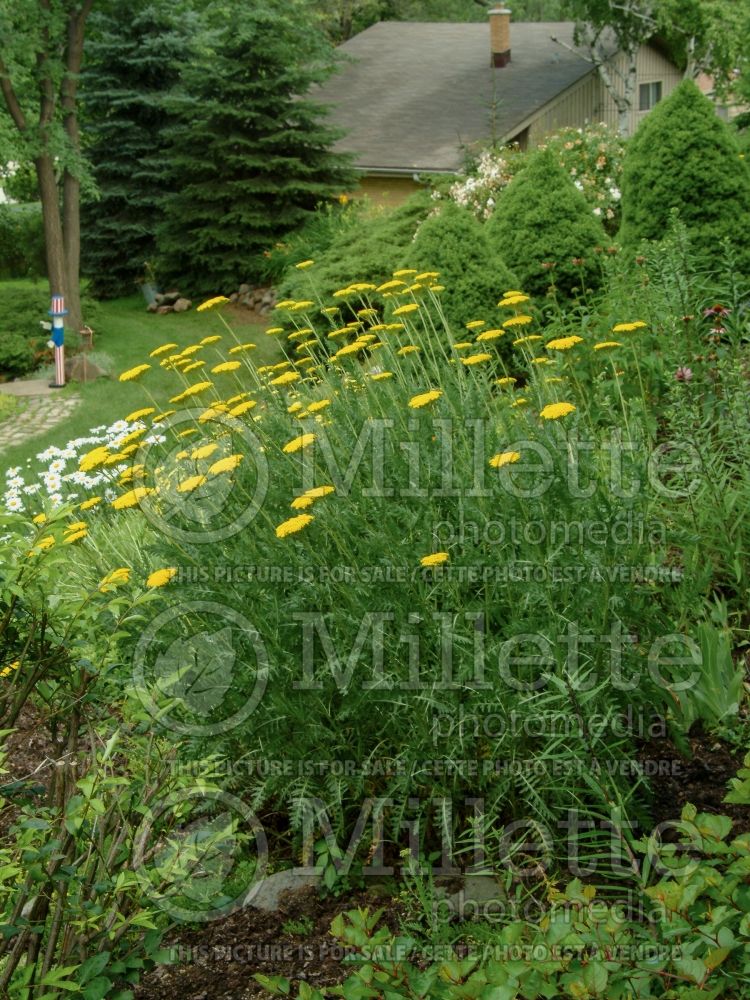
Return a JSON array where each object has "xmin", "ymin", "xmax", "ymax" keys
[
  {"xmin": 406, "ymin": 202, "xmax": 517, "ymax": 334},
  {"xmin": 620, "ymin": 80, "xmax": 750, "ymax": 273},
  {"xmin": 485, "ymin": 148, "xmax": 606, "ymax": 299}
]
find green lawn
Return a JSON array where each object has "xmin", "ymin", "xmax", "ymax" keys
[{"xmin": 0, "ymin": 281, "xmax": 279, "ymax": 469}]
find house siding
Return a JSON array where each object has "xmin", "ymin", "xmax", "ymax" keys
[
  {"xmin": 518, "ymin": 44, "xmax": 683, "ymax": 147},
  {"xmin": 355, "ymin": 175, "xmax": 423, "ymax": 207}
]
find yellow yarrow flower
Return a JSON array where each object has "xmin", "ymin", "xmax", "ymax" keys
[
  {"xmin": 229, "ymin": 343, "xmax": 257, "ymax": 354},
  {"xmin": 270, "ymin": 371, "xmax": 301, "ymax": 386},
  {"xmin": 304, "ymin": 485, "xmax": 335, "ymax": 499},
  {"xmin": 489, "ymin": 451, "xmax": 521, "ymax": 469},
  {"xmin": 119, "ymin": 364, "xmax": 150, "ymax": 382},
  {"xmin": 539, "ymin": 401, "xmax": 576, "ymax": 420},
  {"xmin": 112, "ymin": 487, "xmax": 154, "ymax": 510},
  {"xmin": 80, "ymin": 446, "xmax": 111, "ymax": 472},
  {"xmin": 99, "ymin": 567, "xmax": 131, "ymax": 592},
  {"xmin": 594, "ymin": 341, "xmax": 623, "ymax": 350},
  {"xmin": 208, "ymin": 454, "xmax": 243, "ymax": 475},
  {"xmin": 196, "ymin": 296, "xmax": 229, "ymax": 312},
  {"xmin": 420, "ymin": 552, "xmax": 449, "ymax": 567},
  {"xmin": 461, "ymin": 353, "xmax": 492, "ymax": 365},
  {"xmin": 502, "ymin": 315, "xmax": 533, "ymax": 328},
  {"xmin": 178, "ymin": 474, "xmax": 207, "ymax": 493},
  {"xmin": 307, "ymin": 399, "xmax": 331, "ymax": 413},
  {"xmin": 32, "ymin": 512, "xmax": 47, "ymax": 524},
  {"xmin": 152, "ymin": 410, "xmax": 176, "ymax": 424},
  {"xmin": 295, "ymin": 259, "xmax": 315, "ymax": 270},
  {"xmin": 150, "ymin": 343, "xmax": 178, "ymax": 357},
  {"xmin": 125, "ymin": 409, "xmax": 157, "ymax": 427},
  {"xmin": 229, "ymin": 400, "xmax": 257, "ymax": 417},
  {"xmin": 465, "ymin": 320, "xmax": 486, "ymax": 330},
  {"xmin": 397, "ymin": 345, "xmax": 420, "ymax": 356},
  {"xmin": 546, "ymin": 335, "xmax": 583, "ymax": 351},
  {"xmin": 276, "ymin": 513, "xmax": 314, "ymax": 538},
  {"xmin": 64, "ymin": 521, "xmax": 87, "ymax": 533},
  {"xmin": 212, "ymin": 361, "xmax": 241, "ymax": 374},
  {"xmin": 377, "ymin": 279, "xmax": 407, "ymax": 292},
  {"xmin": 0, "ymin": 660, "xmax": 20, "ymax": 678},
  {"xmin": 392, "ymin": 303, "xmax": 419, "ymax": 316},
  {"xmin": 612, "ymin": 321, "xmax": 646, "ymax": 333},
  {"xmin": 147, "ymin": 567, "xmax": 178, "ymax": 588},
  {"xmin": 283, "ymin": 433, "xmax": 315, "ymax": 454},
  {"xmin": 513, "ymin": 335, "xmax": 543, "ymax": 346},
  {"xmin": 170, "ymin": 380, "xmax": 213, "ymax": 403},
  {"xmin": 408, "ymin": 389, "xmax": 442, "ymax": 409},
  {"xmin": 79, "ymin": 497, "xmax": 102, "ymax": 510},
  {"xmin": 495, "ymin": 377, "xmax": 517, "ymax": 386},
  {"xmin": 290, "ymin": 495, "xmax": 314, "ymax": 510},
  {"xmin": 370, "ymin": 371, "xmax": 394, "ymax": 380},
  {"xmin": 393, "ymin": 269, "xmax": 417, "ymax": 278},
  {"xmin": 191, "ymin": 443, "xmax": 219, "ymax": 460},
  {"xmin": 475, "ymin": 329, "xmax": 505, "ymax": 342},
  {"xmin": 63, "ymin": 528, "xmax": 87, "ymax": 544}
]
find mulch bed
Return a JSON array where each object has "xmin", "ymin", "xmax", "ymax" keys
[
  {"xmin": 135, "ymin": 886, "xmax": 402, "ymax": 1000},
  {"xmin": 638, "ymin": 726, "xmax": 750, "ymax": 835}
]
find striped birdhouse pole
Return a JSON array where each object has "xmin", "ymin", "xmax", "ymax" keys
[{"xmin": 49, "ymin": 294, "xmax": 67, "ymax": 388}]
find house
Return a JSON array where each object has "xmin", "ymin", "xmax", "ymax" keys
[{"xmin": 312, "ymin": 9, "xmax": 683, "ymax": 205}]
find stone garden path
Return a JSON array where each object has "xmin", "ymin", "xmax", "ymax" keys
[{"xmin": 0, "ymin": 380, "xmax": 80, "ymax": 452}]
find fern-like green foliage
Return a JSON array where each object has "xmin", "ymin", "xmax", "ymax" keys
[
  {"xmin": 620, "ymin": 80, "xmax": 750, "ymax": 274},
  {"xmin": 155, "ymin": 0, "xmax": 356, "ymax": 297},
  {"xmin": 407, "ymin": 202, "xmax": 517, "ymax": 336},
  {"xmin": 278, "ymin": 193, "xmax": 433, "ymax": 302},
  {"xmin": 80, "ymin": 1, "xmax": 197, "ymax": 299},
  {"xmin": 485, "ymin": 147, "xmax": 606, "ymax": 299}
]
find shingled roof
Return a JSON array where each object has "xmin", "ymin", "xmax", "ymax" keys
[{"xmin": 312, "ymin": 21, "xmax": 611, "ymax": 174}]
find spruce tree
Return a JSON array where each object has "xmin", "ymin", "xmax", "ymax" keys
[
  {"xmin": 80, "ymin": 1, "xmax": 196, "ymax": 299},
  {"xmin": 485, "ymin": 148, "xmax": 606, "ymax": 299},
  {"xmin": 156, "ymin": 0, "xmax": 356, "ymax": 297},
  {"xmin": 620, "ymin": 80, "xmax": 750, "ymax": 273}
]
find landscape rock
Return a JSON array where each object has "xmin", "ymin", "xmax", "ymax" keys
[
  {"xmin": 244, "ymin": 868, "xmax": 322, "ymax": 911},
  {"xmin": 65, "ymin": 354, "xmax": 105, "ymax": 383},
  {"xmin": 157, "ymin": 305, "xmax": 173, "ymax": 315},
  {"xmin": 238, "ymin": 283, "xmax": 251, "ymax": 295},
  {"xmin": 173, "ymin": 297, "xmax": 192, "ymax": 313},
  {"xmin": 161, "ymin": 290, "xmax": 181, "ymax": 305},
  {"xmin": 146, "ymin": 302, "xmax": 159, "ymax": 313}
]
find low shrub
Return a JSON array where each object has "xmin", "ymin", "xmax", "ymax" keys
[
  {"xmin": 0, "ymin": 203, "xmax": 46, "ymax": 280},
  {"xmin": 277, "ymin": 192, "xmax": 433, "ymax": 303},
  {"xmin": 0, "ymin": 393, "xmax": 18, "ymax": 423}
]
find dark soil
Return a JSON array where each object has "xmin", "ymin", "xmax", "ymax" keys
[
  {"xmin": 0, "ymin": 702, "xmax": 60, "ymax": 839},
  {"xmin": 134, "ymin": 886, "xmax": 403, "ymax": 1000},
  {"xmin": 638, "ymin": 726, "xmax": 750, "ymax": 835}
]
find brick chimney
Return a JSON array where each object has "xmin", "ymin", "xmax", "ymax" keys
[{"xmin": 489, "ymin": 7, "xmax": 511, "ymax": 67}]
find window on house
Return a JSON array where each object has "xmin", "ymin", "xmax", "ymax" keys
[{"xmin": 639, "ymin": 81, "xmax": 663, "ymax": 111}]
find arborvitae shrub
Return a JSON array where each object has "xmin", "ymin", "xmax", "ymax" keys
[
  {"xmin": 407, "ymin": 202, "xmax": 517, "ymax": 334},
  {"xmin": 620, "ymin": 80, "xmax": 750, "ymax": 274},
  {"xmin": 485, "ymin": 147, "xmax": 606, "ymax": 299}
]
